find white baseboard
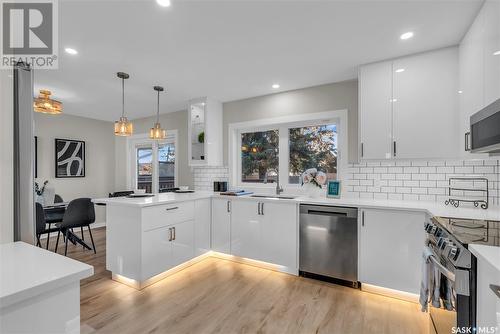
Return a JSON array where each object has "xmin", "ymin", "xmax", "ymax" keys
[{"xmin": 39, "ymin": 221, "xmax": 105, "ymax": 240}]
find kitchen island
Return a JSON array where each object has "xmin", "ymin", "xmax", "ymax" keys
[{"xmin": 93, "ymin": 192, "xmax": 213, "ymax": 289}]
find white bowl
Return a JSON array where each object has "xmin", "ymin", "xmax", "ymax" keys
[
  {"xmin": 179, "ymin": 186, "xmax": 189, "ymax": 191},
  {"xmin": 135, "ymin": 188, "xmax": 146, "ymax": 194}
]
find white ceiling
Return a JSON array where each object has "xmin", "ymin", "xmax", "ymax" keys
[{"xmin": 35, "ymin": 0, "xmax": 483, "ymax": 121}]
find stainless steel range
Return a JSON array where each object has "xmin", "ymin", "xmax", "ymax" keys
[{"xmin": 425, "ymin": 217, "xmax": 500, "ymax": 334}]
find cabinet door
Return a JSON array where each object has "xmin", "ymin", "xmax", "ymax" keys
[
  {"xmin": 393, "ymin": 48, "xmax": 459, "ymax": 159},
  {"xmin": 359, "ymin": 209, "xmax": 425, "ymax": 294},
  {"xmin": 476, "ymin": 254, "xmax": 500, "ymax": 328},
  {"xmin": 194, "ymin": 199, "xmax": 211, "ymax": 256},
  {"xmin": 211, "ymin": 198, "xmax": 231, "ymax": 253},
  {"xmin": 483, "ymin": 0, "xmax": 500, "ymax": 107},
  {"xmin": 260, "ymin": 202, "xmax": 297, "ymax": 269},
  {"xmin": 142, "ymin": 226, "xmax": 172, "ymax": 279},
  {"xmin": 231, "ymin": 200, "xmax": 261, "ymax": 261},
  {"xmin": 359, "ymin": 61, "xmax": 393, "ymax": 159},
  {"xmin": 170, "ymin": 219, "xmax": 195, "ymax": 268}
]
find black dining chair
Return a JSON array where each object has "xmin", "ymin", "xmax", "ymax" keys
[
  {"xmin": 55, "ymin": 198, "xmax": 96, "ymax": 256},
  {"xmin": 35, "ymin": 203, "xmax": 61, "ymax": 249},
  {"xmin": 54, "ymin": 194, "xmax": 64, "ymax": 203}
]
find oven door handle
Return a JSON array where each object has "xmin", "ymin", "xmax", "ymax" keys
[{"xmin": 430, "ymin": 255, "xmax": 456, "ymax": 282}]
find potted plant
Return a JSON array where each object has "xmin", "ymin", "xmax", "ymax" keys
[
  {"xmin": 301, "ymin": 168, "xmax": 327, "ymax": 198},
  {"xmin": 198, "ymin": 131, "xmax": 205, "ymax": 143}
]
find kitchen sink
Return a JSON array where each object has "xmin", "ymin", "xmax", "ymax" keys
[{"xmin": 250, "ymin": 194, "xmax": 297, "ymax": 200}]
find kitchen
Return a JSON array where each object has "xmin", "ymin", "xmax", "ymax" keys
[{"xmin": 0, "ymin": 1, "xmax": 499, "ymax": 334}]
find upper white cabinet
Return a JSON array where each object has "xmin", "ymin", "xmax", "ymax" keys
[
  {"xmin": 359, "ymin": 208, "xmax": 426, "ymax": 295},
  {"xmin": 359, "ymin": 47, "xmax": 459, "ymax": 160},
  {"xmin": 359, "ymin": 61, "xmax": 393, "ymax": 159},
  {"xmin": 459, "ymin": 0, "xmax": 500, "ymax": 156},
  {"xmin": 188, "ymin": 97, "xmax": 223, "ymax": 166},
  {"xmin": 392, "ymin": 49, "xmax": 458, "ymax": 159}
]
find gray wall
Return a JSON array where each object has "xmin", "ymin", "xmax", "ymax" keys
[
  {"xmin": 34, "ymin": 113, "xmax": 115, "ymax": 223},
  {"xmin": 223, "ymin": 80, "xmax": 359, "ymax": 164},
  {"xmin": 114, "ymin": 109, "xmax": 192, "ymax": 190}
]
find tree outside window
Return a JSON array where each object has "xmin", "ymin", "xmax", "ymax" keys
[{"xmin": 241, "ymin": 130, "xmax": 279, "ymax": 183}]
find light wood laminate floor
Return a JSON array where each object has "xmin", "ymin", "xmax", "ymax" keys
[{"xmin": 47, "ymin": 227, "xmax": 429, "ymax": 334}]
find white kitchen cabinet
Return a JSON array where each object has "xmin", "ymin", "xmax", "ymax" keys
[
  {"xmin": 230, "ymin": 200, "xmax": 297, "ymax": 270},
  {"xmin": 231, "ymin": 200, "xmax": 261, "ymax": 260},
  {"xmin": 188, "ymin": 97, "xmax": 223, "ymax": 166},
  {"xmin": 483, "ymin": 0, "xmax": 500, "ymax": 107},
  {"xmin": 359, "ymin": 208, "xmax": 426, "ymax": 294},
  {"xmin": 260, "ymin": 201, "xmax": 297, "ymax": 269},
  {"xmin": 170, "ymin": 219, "xmax": 195, "ymax": 268},
  {"xmin": 194, "ymin": 198, "xmax": 211, "ymax": 256},
  {"xmin": 211, "ymin": 197, "xmax": 231, "ymax": 253},
  {"xmin": 392, "ymin": 48, "xmax": 458, "ymax": 159},
  {"xmin": 359, "ymin": 61, "xmax": 393, "ymax": 159},
  {"xmin": 359, "ymin": 48, "xmax": 459, "ymax": 160},
  {"xmin": 474, "ymin": 250, "xmax": 500, "ymax": 329}
]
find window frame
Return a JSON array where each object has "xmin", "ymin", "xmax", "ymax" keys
[
  {"xmin": 126, "ymin": 130, "xmax": 178, "ymax": 193},
  {"xmin": 229, "ymin": 110, "xmax": 348, "ymax": 191}
]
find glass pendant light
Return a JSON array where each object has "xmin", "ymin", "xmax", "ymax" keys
[
  {"xmin": 33, "ymin": 89, "xmax": 62, "ymax": 114},
  {"xmin": 149, "ymin": 85, "xmax": 167, "ymax": 139},
  {"xmin": 114, "ymin": 72, "xmax": 133, "ymax": 136}
]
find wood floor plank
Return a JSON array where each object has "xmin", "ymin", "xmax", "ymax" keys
[{"xmin": 46, "ymin": 227, "xmax": 429, "ymax": 334}]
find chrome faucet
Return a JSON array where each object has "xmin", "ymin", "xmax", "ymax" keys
[{"xmin": 264, "ymin": 170, "xmax": 283, "ymax": 195}]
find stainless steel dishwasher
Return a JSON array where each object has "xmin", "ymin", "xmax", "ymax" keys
[{"xmin": 299, "ymin": 204, "xmax": 358, "ymax": 287}]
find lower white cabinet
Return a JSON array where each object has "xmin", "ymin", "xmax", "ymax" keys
[
  {"xmin": 475, "ymin": 253, "xmax": 500, "ymax": 328},
  {"xmin": 230, "ymin": 200, "xmax": 297, "ymax": 269},
  {"xmin": 211, "ymin": 198, "xmax": 231, "ymax": 253},
  {"xmin": 359, "ymin": 208, "xmax": 426, "ymax": 294},
  {"xmin": 194, "ymin": 199, "xmax": 211, "ymax": 256}
]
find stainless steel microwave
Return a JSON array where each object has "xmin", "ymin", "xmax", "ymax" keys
[{"xmin": 468, "ymin": 98, "xmax": 500, "ymax": 153}]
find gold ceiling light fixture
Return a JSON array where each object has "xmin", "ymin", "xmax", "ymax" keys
[
  {"xmin": 33, "ymin": 89, "xmax": 62, "ymax": 114},
  {"xmin": 114, "ymin": 72, "xmax": 133, "ymax": 136},
  {"xmin": 149, "ymin": 85, "xmax": 167, "ymax": 140}
]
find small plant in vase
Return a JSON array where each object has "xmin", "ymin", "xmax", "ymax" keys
[{"xmin": 301, "ymin": 168, "xmax": 327, "ymax": 198}]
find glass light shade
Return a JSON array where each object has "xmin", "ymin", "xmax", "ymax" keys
[
  {"xmin": 149, "ymin": 122, "xmax": 166, "ymax": 139},
  {"xmin": 33, "ymin": 90, "xmax": 62, "ymax": 114},
  {"xmin": 114, "ymin": 117, "xmax": 133, "ymax": 136}
]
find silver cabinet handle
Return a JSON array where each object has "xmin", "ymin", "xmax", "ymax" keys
[
  {"xmin": 361, "ymin": 142, "xmax": 364, "ymax": 158},
  {"xmin": 361, "ymin": 210, "xmax": 365, "ymax": 227},
  {"xmin": 257, "ymin": 202, "xmax": 261, "ymax": 215},
  {"xmin": 227, "ymin": 201, "xmax": 231, "ymax": 213},
  {"xmin": 393, "ymin": 141, "xmax": 397, "ymax": 157},
  {"xmin": 168, "ymin": 227, "xmax": 172, "ymax": 241},
  {"xmin": 166, "ymin": 206, "xmax": 179, "ymax": 211},
  {"xmin": 172, "ymin": 227, "xmax": 176, "ymax": 241},
  {"xmin": 261, "ymin": 202, "xmax": 264, "ymax": 216}
]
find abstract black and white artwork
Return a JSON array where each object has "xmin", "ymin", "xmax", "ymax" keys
[{"xmin": 55, "ymin": 138, "xmax": 85, "ymax": 178}]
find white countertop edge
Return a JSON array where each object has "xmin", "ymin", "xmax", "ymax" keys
[
  {"xmin": 93, "ymin": 191, "xmax": 500, "ymax": 221},
  {"xmin": 0, "ymin": 243, "xmax": 94, "ymax": 309},
  {"xmin": 469, "ymin": 244, "xmax": 500, "ymax": 272}
]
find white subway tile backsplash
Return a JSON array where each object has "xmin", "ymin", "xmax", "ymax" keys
[
  {"xmin": 193, "ymin": 166, "xmax": 229, "ymax": 191},
  {"xmin": 345, "ymin": 159, "xmax": 499, "ymax": 206}
]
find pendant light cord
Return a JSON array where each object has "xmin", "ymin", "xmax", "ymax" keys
[
  {"xmin": 156, "ymin": 90, "xmax": 160, "ymax": 123},
  {"xmin": 121, "ymin": 77, "xmax": 125, "ymax": 118}
]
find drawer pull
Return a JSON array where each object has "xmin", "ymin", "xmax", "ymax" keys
[
  {"xmin": 166, "ymin": 206, "xmax": 179, "ymax": 211},
  {"xmin": 172, "ymin": 227, "xmax": 176, "ymax": 241}
]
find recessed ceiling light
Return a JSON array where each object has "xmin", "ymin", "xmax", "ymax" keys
[
  {"xmin": 156, "ymin": 0, "xmax": 171, "ymax": 7},
  {"xmin": 395, "ymin": 68, "xmax": 405, "ymax": 73},
  {"xmin": 390, "ymin": 98, "xmax": 398, "ymax": 102},
  {"xmin": 64, "ymin": 47, "xmax": 78, "ymax": 55},
  {"xmin": 400, "ymin": 32, "xmax": 414, "ymax": 40},
  {"xmin": 272, "ymin": 83, "xmax": 280, "ymax": 89},
  {"xmin": 493, "ymin": 50, "xmax": 500, "ymax": 56},
  {"xmin": 458, "ymin": 90, "xmax": 463, "ymax": 94}
]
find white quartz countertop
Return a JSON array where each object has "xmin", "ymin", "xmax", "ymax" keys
[
  {"xmin": 469, "ymin": 244, "xmax": 500, "ymax": 272},
  {"xmin": 93, "ymin": 190, "xmax": 500, "ymax": 221},
  {"xmin": 0, "ymin": 242, "xmax": 93, "ymax": 308},
  {"xmin": 93, "ymin": 191, "xmax": 214, "ymax": 207}
]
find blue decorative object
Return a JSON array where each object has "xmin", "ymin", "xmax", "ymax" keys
[{"xmin": 327, "ymin": 180, "xmax": 341, "ymax": 198}]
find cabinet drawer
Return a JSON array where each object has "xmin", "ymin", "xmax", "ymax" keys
[{"xmin": 142, "ymin": 201, "xmax": 195, "ymax": 232}]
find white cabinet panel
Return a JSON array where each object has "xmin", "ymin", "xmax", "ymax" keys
[
  {"xmin": 359, "ymin": 209, "xmax": 425, "ymax": 294},
  {"xmin": 476, "ymin": 254, "xmax": 500, "ymax": 328},
  {"xmin": 211, "ymin": 198, "xmax": 231, "ymax": 253},
  {"xmin": 142, "ymin": 226, "xmax": 172, "ymax": 279},
  {"xmin": 483, "ymin": 0, "xmax": 500, "ymax": 107},
  {"xmin": 393, "ymin": 48, "xmax": 459, "ymax": 159},
  {"xmin": 260, "ymin": 202, "xmax": 297, "ymax": 269},
  {"xmin": 194, "ymin": 199, "xmax": 211, "ymax": 256},
  {"xmin": 231, "ymin": 200, "xmax": 261, "ymax": 260},
  {"xmin": 359, "ymin": 61, "xmax": 393, "ymax": 159},
  {"xmin": 170, "ymin": 220, "xmax": 195, "ymax": 268}
]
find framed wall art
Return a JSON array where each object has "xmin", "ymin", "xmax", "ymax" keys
[{"xmin": 55, "ymin": 138, "xmax": 85, "ymax": 178}]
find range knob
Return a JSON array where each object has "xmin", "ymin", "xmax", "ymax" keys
[
  {"xmin": 437, "ymin": 237, "xmax": 447, "ymax": 249},
  {"xmin": 448, "ymin": 246, "xmax": 460, "ymax": 261}
]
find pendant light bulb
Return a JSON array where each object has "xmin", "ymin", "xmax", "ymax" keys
[
  {"xmin": 114, "ymin": 72, "xmax": 133, "ymax": 136},
  {"xmin": 150, "ymin": 86, "xmax": 166, "ymax": 140}
]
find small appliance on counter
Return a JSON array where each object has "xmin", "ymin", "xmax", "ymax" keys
[{"xmin": 213, "ymin": 181, "xmax": 228, "ymax": 192}]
